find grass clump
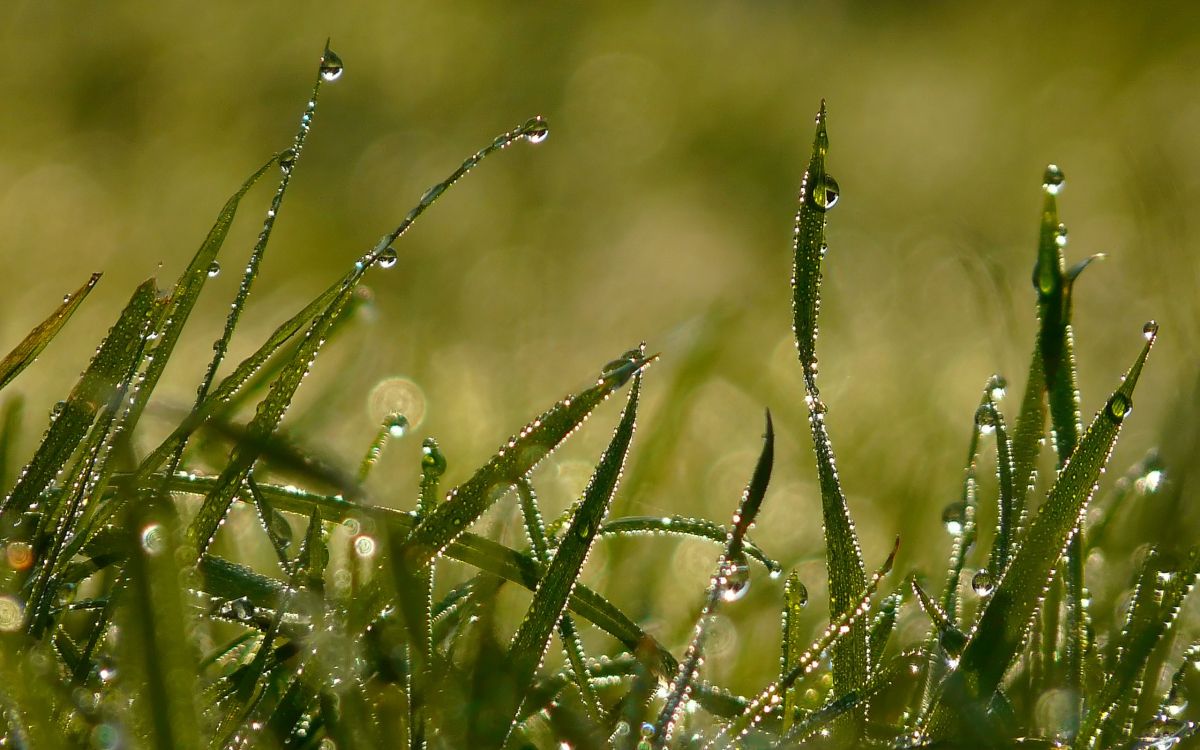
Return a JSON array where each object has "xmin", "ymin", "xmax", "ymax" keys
[{"xmin": 0, "ymin": 45, "xmax": 1193, "ymax": 750}]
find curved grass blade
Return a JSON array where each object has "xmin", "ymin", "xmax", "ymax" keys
[
  {"xmin": 980, "ymin": 387, "xmax": 1018, "ymax": 579},
  {"xmin": 652, "ymin": 410, "xmax": 773, "ymax": 748},
  {"xmin": 596, "ymin": 515, "xmax": 780, "ymax": 574},
  {"xmin": 0, "ymin": 278, "xmax": 157, "ymax": 524},
  {"xmin": 925, "ymin": 324, "xmax": 1157, "ymax": 740},
  {"xmin": 705, "ymin": 538, "xmax": 898, "ymax": 749},
  {"xmin": 0, "ymin": 396, "xmax": 24, "ymax": 493},
  {"xmin": 791, "ymin": 102, "xmax": 869, "ymax": 714},
  {"xmin": 498, "ymin": 373, "xmax": 642, "ymax": 748},
  {"xmin": 397, "ymin": 348, "xmax": 653, "ymax": 570},
  {"xmin": 0, "ymin": 272, "xmax": 101, "ymax": 393}
]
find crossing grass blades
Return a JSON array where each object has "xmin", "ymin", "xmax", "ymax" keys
[{"xmin": 0, "ymin": 44, "xmax": 1191, "ymax": 749}]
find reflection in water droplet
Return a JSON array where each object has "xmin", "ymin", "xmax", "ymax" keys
[
  {"xmin": 786, "ymin": 573, "xmax": 809, "ymax": 607},
  {"xmin": 941, "ymin": 502, "xmax": 967, "ymax": 535},
  {"xmin": 1043, "ymin": 164, "xmax": 1066, "ymax": 195},
  {"xmin": 807, "ymin": 174, "xmax": 840, "ymax": 212},
  {"xmin": 524, "ymin": 116, "xmax": 550, "ymax": 144},
  {"xmin": 1107, "ymin": 392, "xmax": 1132, "ymax": 422},
  {"xmin": 1143, "ymin": 320, "xmax": 1159, "ymax": 341},
  {"xmin": 718, "ymin": 552, "xmax": 751, "ymax": 602},
  {"xmin": 377, "ymin": 247, "xmax": 398, "ymax": 269},
  {"xmin": 974, "ymin": 404, "xmax": 997, "ymax": 435},
  {"xmin": 385, "ymin": 413, "xmax": 409, "ymax": 438},
  {"xmin": 972, "ymin": 569, "xmax": 994, "ymax": 596},
  {"xmin": 280, "ymin": 149, "xmax": 297, "ymax": 173},
  {"xmin": 421, "ymin": 437, "xmax": 447, "ymax": 477},
  {"xmin": 320, "ymin": 49, "xmax": 344, "ymax": 82},
  {"xmin": 207, "ymin": 261, "xmax": 220, "ymax": 278}
]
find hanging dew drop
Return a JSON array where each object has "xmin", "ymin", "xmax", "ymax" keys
[
  {"xmin": 941, "ymin": 502, "xmax": 967, "ymax": 535},
  {"xmin": 320, "ymin": 49, "xmax": 344, "ymax": 82},
  {"xmin": 523, "ymin": 116, "xmax": 550, "ymax": 144},
  {"xmin": 1043, "ymin": 164, "xmax": 1066, "ymax": 195},
  {"xmin": 421, "ymin": 438, "xmax": 447, "ymax": 476},
  {"xmin": 280, "ymin": 149, "xmax": 297, "ymax": 173},
  {"xmin": 377, "ymin": 247, "xmax": 398, "ymax": 269},
  {"xmin": 206, "ymin": 261, "xmax": 220, "ymax": 278},
  {"xmin": 718, "ymin": 552, "xmax": 751, "ymax": 602},
  {"xmin": 807, "ymin": 174, "xmax": 840, "ymax": 212},
  {"xmin": 972, "ymin": 569, "xmax": 995, "ymax": 596},
  {"xmin": 385, "ymin": 413, "xmax": 409, "ymax": 438},
  {"xmin": 1143, "ymin": 320, "xmax": 1159, "ymax": 341},
  {"xmin": 974, "ymin": 403, "xmax": 997, "ymax": 435}
]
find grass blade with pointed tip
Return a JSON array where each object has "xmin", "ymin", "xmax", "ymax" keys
[
  {"xmin": 0, "ymin": 272, "xmax": 100, "ymax": 393},
  {"xmin": 926, "ymin": 324, "xmax": 1157, "ymax": 740},
  {"xmin": 595, "ymin": 515, "xmax": 779, "ymax": 574},
  {"xmin": 791, "ymin": 102, "xmax": 869, "ymax": 716},
  {"xmin": 497, "ymin": 373, "xmax": 641, "ymax": 748}
]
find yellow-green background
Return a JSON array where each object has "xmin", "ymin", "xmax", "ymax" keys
[{"xmin": 2, "ymin": 2, "xmax": 1198, "ymax": 694}]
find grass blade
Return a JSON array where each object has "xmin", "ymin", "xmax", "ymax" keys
[
  {"xmin": 791, "ymin": 102, "xmax": 869, "ymax": 713},
  {"xmin": 0, "ymin": 272, "xmax": 101, "ymax": 393},
  {"xmin": 926, "ymin": 323, "xmax": 1157, "ymax": 740},
  {"xmin": 498, "ymin": 372, "xmax": 643, "ymax": 747},
  {"xmin": 595, "ymin": 515, "xmax": 780, "ymax": 574},
  {"xmin": 781, "ymin": 571, "xmax": 811, "ymax": 734},
  {"xmin": 0, "ymin": 396, "xmax": 23, "ymax": 494}
]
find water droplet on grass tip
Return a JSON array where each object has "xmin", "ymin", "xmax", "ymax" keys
[
  {"xmin": 972, "ymin": 569, "xmax": 994, "ymax": 596},
  {"xmin": 1107, "ymin": 392, "xmax": 1132, "ymax": 422},
  {"xmin": 718, "ymin": 552, "xmax": 751, "ymax": 602},
  {"xmin": 974, "ymin": 404, "xmax": 997, "ymax": 435},
  {"xmin": 1043, "ymin": 164, "xmax": 1065, "ymax": 195},
  {"xmin": 941, "ymin": 502, "xmax": 967, "ymax": 535},
  {"xmin": 207, "ymin": 261, "xmax": 220, "ymax": 278},
  {"xmin": 385, "ymin": 413, "xmax": 409, "ymax": 438},
  {"xmin": 524, "ymin": 116, "xmax": 549, "ymax": 144},
  {"xmin": 377, "ymin": 247, "xmax": 398, "ymax": 268},
  {"xmin": 421, "ymin": 438, "xmax": 447, "ymax": 476},
  {"xmin": 280, "ymin": 149, "xmax": 297, "ymax": 173},
  {"xmin": 807, "ymin": 174, "xmax": 840, "ymax": 212},
  {"xmin": 1143, "ymin": 320, "xmax": 1159, "ymax": 341},
  {"xmin": 320, "ymin": 49, "xmax": 344, "ymax": 81}
]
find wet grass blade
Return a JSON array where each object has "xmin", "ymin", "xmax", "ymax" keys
[
  {"xmin": 397, "ymin": 348, "xmax": 653, "ymax": 570},
  {"xmin": 0, "ymin": 272, "xmax": 100, "ymax": 393},
  {"xmin": 498, "ymin": 373, "xmax": 642, "ymax": 748},
  {"xmin": 925, "ymin": 324, "xmax": 1157, "ymax": 740},
  {"xmin": 0, "ymin": 396, "xmax": 23, "ymax": 493},
  {"xmin": 791, "ymin": 102, "xmax": 869, "ymax": 711},
  {"xmin": 0, "ymin": 279, "xmax": 156, "ymax": 524},
  {"xmin": 595, "ymin": 515, "xmax": 780, "ymax": 574},
  {"xmin": 781, "ymin": 572, "xmax": 809, "ymax": 734}
]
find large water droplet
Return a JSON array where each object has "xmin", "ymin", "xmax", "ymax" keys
[
  {"xmin": 524, "ymin": 116, "xmax": 549, "ymax": 144},
  {"xmin": 1043, "ymin": 164, "xmax": 1066, "ymax": 195},
  {"xmin": 972, "ymin": 569, "xmax": 995, "ymax": 596},
  {"xmin": 718, "ymin": 552, "xmax": 751, "ymax": 602},
  {"xmin": 1107, "ymin": 392, "xmax": 1132, "ymax": 423},
  {"xmin": 421, "ymin": 438, "xmax": 447, "ymax": 477},
  {"xmin": 385, "ymin": 413, "xmax": 409, "ymax": 438},
  {"xmin": 1055, "ymin": 223, "xmax": 1069, "ymax": 248},
  {"xmin": 941, "ymin": 502, "xmax": 967, "ymax": 535},
  {"xmin": 320, "ymin": 49, "xmax": 344, "ymax": 82},
  {"xmin": 1143, "ymin": 320, "xmax": 1159, "ymax": 341},
  {"xmin": 974, "ymin": 404, "xmax": 997, "ymax": 435},
  {"xmin": 786, "ymin": 574, "xmax": 809, "ymax": 607},
  {"xmin": 377, "ymin": 247, "xmax": 398, "ymax": 269},
  {"xmin": 807, "ymin": 174, "xmax": 840, "ymax": 212},
  {"xmin": 280, "ymin": 149, "xmax": 297, "ymax": 173},
  {"xmin": 207, "ymin": 261, "xmax": 220, "ymax": 278}
]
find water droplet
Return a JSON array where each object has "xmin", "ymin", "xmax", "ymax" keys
[
  {"xmin": 206, "ymin": 261, "xmax": 220, "ymax": 278},
  {"xmin": 1107, "ymin": 392, "xmax": 1132, "ymax": 422},
  {"xmin": 385, "ymin": 413, "xmax": 409, "ymax": 438},
  {"xmin": 524, "ymin": 116, "xmax": 549, "ymax": 144},
  {"xmin": 718, "ymin": 552, "xmax": 751, "ymax": 602},
  {"xmin": 1143, "ymin": 320, "xmax": 1159, "ymax": 341},
  {"xmin": 972, "ymin": 569, "xmax": 994, "ymax": 596},
  {"xmin": 377, "ymin": 247, "xmax": 398, "ymax": 269},
  {"xmin": 807, "ymin": 174, "xmax": 840, "ymax": 212},
  {"xmin": 974, "ymin": 404, "xmax": 997, "ymax": 435},
  {"xmin": 320, "ymin": 49, "xmax": 344, "ymax": 82},
  {"xmin": 1055, "ymin": 223, "xmax": 1069, "ymax": 248},
  {"xmin": 988, "ymin": 375, "xmax": 1008, "ymax": 401},
  {"xmin": 786, "ymin": 574, "xmax": 809, "ymax": 607},
  {"xmin": 140, "ymin": 524, "xmax": 165, "ymax": 555},
  {"xmin": 941, "ymin": 502, "xmax": 967, "ymax": 535},
  {"xmin": 421, "ymin": 438, "xmax": 447, "ymax": 476},
  {"xmin": 229, "ymin": 597, "xmax": 256, "ymax": 622},
  {"xmin": 1043, "ymin": 164, "xmax": 1066, "ymax": 195},
  {"xmin": 280, "ymin": 149, "xmax": 297, "ymax": 173}
]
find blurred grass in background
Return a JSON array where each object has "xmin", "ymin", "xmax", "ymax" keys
[{"xmin": 2, "ymin": 1, "xmax": 1198, "ymax": 696}]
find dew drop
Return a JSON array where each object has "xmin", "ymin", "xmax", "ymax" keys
[
  {"xmin": 280, "ymin": 149, "xmax": 297, "ymax": 173},
  {"xmin": 972, "ymin": 569, "xmax": 995, "ymax": 596},
  {"xmin": 1043, "ymin": 164, "xmax": 1066, "ymax": 195},
  {"xmin": 941, "ymin": 502, "xmax": 967, "ymax": 536},
  {"xmin": 974, "ymin": 404, "xmax": 997, "ymax": 435},
  {"xmin": 385, "ymin": 413, "xmax": 409, "ymax": 438},
  {"xmin": 1107, "ymin": 392, "xmax": 1132, "ymax": 423},
  {"xmin": 524, "ymin": 116, "xmax": 549, "ymax": 144},
  {"xmin": 320, "ymin": 49, "xmax": 344, "ymax": 82},
  {"xmin": 421, "ymin": 438, "xmax": 447, "ymax": 477},
  {"xmin": 988, "ymin": 375, "xmax": 1008, "ymax": 401},
  {"xmin": 229, "ymin": 597, "xmax": 256, "ymax": 622},
  {"xmin": 206, "ymin": 261, "xmax": 220, "ymax": 278},
  {"xmin": 377, "ymin": 247, "xmax": 398, "ymax": 269},
  {"xmin": 807, "ymin": 174, "xmax": 840, "ymax": 212},
  {"xmin": 1055, "ymin": 223, "xmax": 1069, "ymax": 248},
  {"xmin": 718, "ymin": 552, "xmax": 751, "ymax": 602},
  {"xmin": 1143, "ymin": 320, "xmax": 1159, "ymax": 341}
]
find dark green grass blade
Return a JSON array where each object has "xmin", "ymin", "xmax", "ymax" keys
[
  {"xmin": 398, "ymin": 349, "xmax": 653, "ymax": 570},
  {"xmin": 0, "ymin": 272, "xmax": 100, "ymax": 393},
  {"xmin": 652, "ymin": 410, "xmax": 773, "ymax": 749},
  {"xmin": 0, "ymin": 396, "xmax": 23, "ymax": 493},
  {"xmin": 1010, "ymin": 345, "xmax": 1047, "ymax": 516},
  {"xmin": 498, "ymin": 373, "xmax": 642, "ymax": 748},
  {"xmin": 0, "ymin": 278, "xmax": 157, "ymax": 523},
  {"xmin": 117, "ymin": 494, "xmax": 202, "ymax": 750},
  {"xmin": 926, "ymin": 325, "xmax": 1157, "ymax": 740},
  {"xmin": 781, "ymin": 571, "xmax": 809, "ymax": 734},
  {"xmin": 791, "ymin": 102, "xmax": 869, "ymax": 710},
  {"xmin": 595, "ymin": 515, "xmax": 780, "ymax": 574}
]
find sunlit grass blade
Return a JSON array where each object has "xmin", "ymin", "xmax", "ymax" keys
[
  {"xmin": 398, "ymin": 348, "xmax": 653, "ymax": 570},
  {"xmin": 499, "ymin": 372, "xmax": 642, "ymax": 748},
  {"xmin": 596, "ymin": 515, "xmax": 780, "ymax": 574},
  {"xmin": 912, "ymin": 578, "xmax": 968, "ymax": 669},
  {"xmin": 791, "ymin": 102, "xmax": 869, "ymax": 714},
  {"xmin": 780, "ymin": 571, "xmax": 809, "ymax": 734},
  {"xmin": 0, "ymin": 279, "xmax": 156, "ymax": 524},
  {"xmin": 707, "ymin": 539, "xmax": 898, "ymax": 749},
  {"xmin": 652, "ymin": 410, "xmax": 773, "ymax": 748},
  {"xmin": 0, "ymin": 272, "xmax": 100, "ymax": 393},
  {"xmin": 116, "ymin": 494, "xmax": 202, "ymax": 750},
  {"xmin": 980, "ymin": 384, "xmax": 1018, "ymax": 579},
  {"xmin": 925, "ymin": 324, "xmax": 1157, "ymax": 740},
  {"xmin": 867, "ymin": 591, "xmax": 902, "ymax": 667}
]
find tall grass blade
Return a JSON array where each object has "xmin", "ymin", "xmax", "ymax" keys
[
  {"xmin": 0, "ymin": 396, "xmax": 23, "ymax": 493},
  {"xmin": 0, "ymin": 272, "xmax": 100, "ymax": 393}
]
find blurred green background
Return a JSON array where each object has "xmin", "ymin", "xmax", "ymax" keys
[{"xmin": 2, "ymin": 2, "xmax": 1198, "ymax": 694}]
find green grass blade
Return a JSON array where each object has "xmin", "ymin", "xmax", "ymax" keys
[
  {"xmin": 980, "ymin": 387, "xmax": 1018, "ymax": 579},
  {"xmin": 0, "ymin": 279, "xmax": 157, "ymax": 524},
  {"xmin": 791, "ymin": 102, "xmax": 869, "ymax": 711},
  {"xmin": 499, "ymin": 373, "xmax": 642, "ymax": 748},
  {"xmin": 116, "ymin": 494, "xmax": 202, "ymax": 750},
  {"xmin": 595, "ymin": 515, "xmax": 780, "ymax": 574},
  {"xmin": 926, "ymin": 324, "xmax": 1157, "ymax": 740},
  {"xmin": 781, "ymin": 571, "xmax": 809, "ymax": 734},
  {"xmin": 0, "ymin": 396, "xmax": 24, "ymax": 493},
  {"xmin": 653, "ymin": 410, "xmax": 773, "ymax": 748},
  {"xmin": 397, "ymin": 348, "xmax": 653, "ymax": 570},
  {"xmin": 0, "ymin": 272, "xmax": 100, "ymax": 393},
  {"xmin": 1010, "ymin": 345, "xmax": 1047, "ymax": 517}
]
